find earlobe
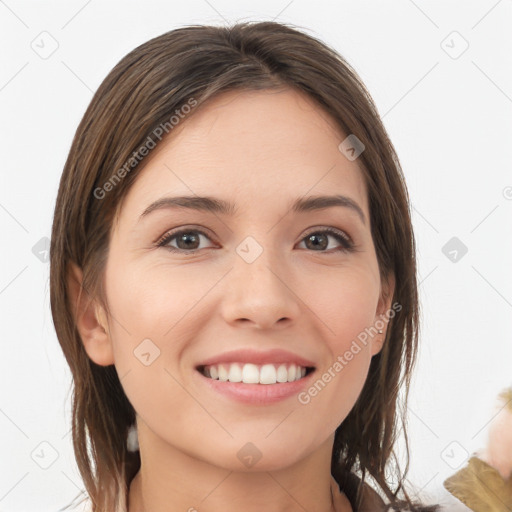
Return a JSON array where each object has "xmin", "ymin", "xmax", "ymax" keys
[
  {"xmin": 67, "ymin": 261, "xmax": 115, "ymax": 366},
  {"xmin": 371, "ymin": 273, "xmax": 396, "ymax": 356}
]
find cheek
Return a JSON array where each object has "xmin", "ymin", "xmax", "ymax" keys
[
  {"xmin": 105, "ymin": 258, "xmax": 215, "ymax": 348},
  {"xmin": 103, "ymin": 259, "xmax": 217, "ymax": 420},
  {"xmin": 298, "ymin": 264, "xmax": 380, "ymax": 347},
  {"xmin": 299, "ymin": 335, "xmax": 373, "ymax": 439},
  {"xmin": 294, "ymin": 264, "xmax": 379, "ymax": 419}
]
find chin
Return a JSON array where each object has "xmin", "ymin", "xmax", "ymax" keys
[{"xmin": 180, "ymin": 436, "xmax": 301, "ymax": 473}]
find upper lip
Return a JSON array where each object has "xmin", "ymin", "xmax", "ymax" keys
[{"xmin": 195, "ymin": 348, "xmax": 316, "ymax": 369}]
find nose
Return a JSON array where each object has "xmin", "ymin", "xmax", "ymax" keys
[{"xmin": 220, "ymin": 248, "xmax": 301, "ymax": 330}]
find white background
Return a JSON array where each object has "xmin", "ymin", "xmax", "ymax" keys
[{"xmin": 1, "ymin": 1, "xmax": 511, "ymax": 511}]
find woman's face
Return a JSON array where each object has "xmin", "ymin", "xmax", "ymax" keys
[{"xmin": 86, "ymin": 88, "xmax": 393, "ymax": 472}]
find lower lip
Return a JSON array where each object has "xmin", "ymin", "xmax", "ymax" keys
[{"xmin": 194, "ymin": 368, "xmax": 316, "ymax": 405}]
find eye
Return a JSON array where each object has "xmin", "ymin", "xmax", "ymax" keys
[
  {"xmin": 297, "ymin": 228, "xmax": 354, "ymax": 253},
  {"xmin": 156, "ymin": 228, "xmax": 215, "ymax": 253},
  {"xmin": 155, "ymin": 227, "xmax": 355, "ymax": 254}
]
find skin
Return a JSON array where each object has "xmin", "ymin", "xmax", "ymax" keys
[{"xmin": 69, "ymin": 88, "xmax": 394, "ymax": 512}]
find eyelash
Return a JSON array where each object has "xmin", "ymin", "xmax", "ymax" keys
[{"xmin": 155, "ymin": 227, "xmax": 355, "ymax": 255}]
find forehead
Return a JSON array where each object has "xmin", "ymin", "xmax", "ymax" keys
[{"xmin": 116, "ymin": 88, "xmax": 369, "ymax": 225}]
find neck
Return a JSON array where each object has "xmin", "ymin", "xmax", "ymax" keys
[{"xmin": 127, "ymin": 425, "xmax": 352, "ymax": 512}]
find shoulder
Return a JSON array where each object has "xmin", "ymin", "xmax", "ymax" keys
[
  {"xmin": 331, "ymin": 472, "xmax": 387, "ymax": 512},
  {"xmin": 333, "ymin": 472, "xmax": 442, "ymax": 512}
]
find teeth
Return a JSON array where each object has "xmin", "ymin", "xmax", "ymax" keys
[
  {"xmin": 201, "ymin": 363, "xmax": 310, "ymax": 384},
  {"xmin": 242, "ymin": 363, "xmax": 260, "ymax": 384},
  {"xmin": 259, "ymin": 364, "xmax": 276, "ymax": 384},
  {"xmin": 218, "ymin": 364, "xmax": 229, "ymax": 382},
  {"xmin": 276, "ymin": 364, "xmax": 288, "ymax": 382},
  {"xmin": 228, "ymin": 363, "xmax": 242, "ymax": 383}
]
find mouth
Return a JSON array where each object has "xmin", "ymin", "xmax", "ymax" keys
[{"xmin": 196, "ymin": 362, "xmax": 316, "ymax": 385}]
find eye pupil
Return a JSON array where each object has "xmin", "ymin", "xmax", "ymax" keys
[
  {"xmin": 306, "ymin": 233, "xmax": 328, "ymax": 250},
  {"xmin": 177, "ymin": 232, "xmax": 199, "ymax": 250}
]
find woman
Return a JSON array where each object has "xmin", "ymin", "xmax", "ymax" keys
[{"xmin": 50, "ymin": 21, "xmax": 439, "ymax": 512}]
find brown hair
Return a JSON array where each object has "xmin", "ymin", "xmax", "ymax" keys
[{"xmin": 50, "ymin": 21, "xmax": 438, "ymax": 512}]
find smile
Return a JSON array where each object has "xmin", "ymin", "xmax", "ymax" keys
[{"xmin": 198, "ymin": 362, "xmax": 315, "ymax": 384}]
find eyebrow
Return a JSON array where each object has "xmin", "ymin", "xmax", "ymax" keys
[{"xmin": 138, "ymin": 194, "xmax": 366, "ymax": 225}]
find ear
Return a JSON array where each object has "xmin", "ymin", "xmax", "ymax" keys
[
  {"xmin": 67, "ymin": 261, "xmax": 115, "ymax": 366},
  {"xmin": 370, "ymin": 272, "xmax": 396, "ymax": 356}
]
